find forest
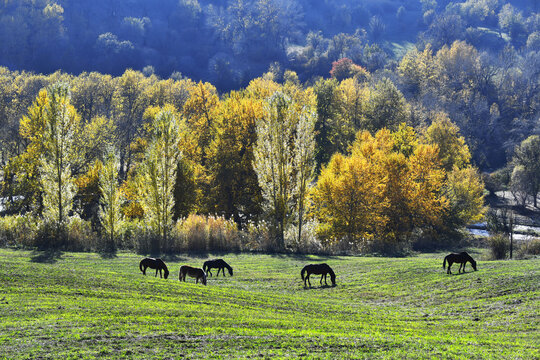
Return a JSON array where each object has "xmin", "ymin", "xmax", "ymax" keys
[{"xmin": 0, "ymin": 0, "xmax": 539, "ymax": 254}]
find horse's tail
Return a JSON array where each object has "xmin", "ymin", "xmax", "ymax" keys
[
  {"xmin": 443, "ymin": 256, "xmax": 447, "ymax": 270},
  {"xmin": 139, "ymin": 260, "xmax": 144, "ymax": 273},
  {"xmin": 202, "ymin": 261, "xmax": 208, "ymax": 273},
  {"xmin": 301, "ymin": 267, "xmax": 306, "ymax": 281}
]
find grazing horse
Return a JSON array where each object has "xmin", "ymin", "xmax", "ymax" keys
[
  {"xmin": 301, "ymin": 263, "xmax": 336, "ymax": 287},
  {"xmin": 443, "ymin": 252, "xmax": 477, "ymax": 274},
  {"xmin": 203, "ymin": 259, "xmax": 233, "ymax": 277},
  {"xmin": 139, "ymin": 257, "xmax": 169, "ymax": 279},
  {"xmin": 179, "ymin": 265, "xmax": 207, "ymax": 285}
]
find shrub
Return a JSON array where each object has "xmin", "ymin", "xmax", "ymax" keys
[
  {"xmin": 516, "ymin": 238, "xmax": 540, "ymax": 259},
  {"xmin": 0, "ymin": 215, "xmax": 39, "ymax": 248},
  {"xmin": 121, "ymin": 219, "xmax": 154, "ymax": 254},
  {"xmin": 488, "ymin": 233, "xmax": 509, "ymax": 260},
  {"xmin": 173, "ymin": 215, "xmax": 242, "ymax": 253},
  {"xmin": 285, "ymin": 220, "xmax": 324, "ymax": 254},
  {"xmin": 66, "ymin": 216, "xmax": 97, "ymax": 251}
]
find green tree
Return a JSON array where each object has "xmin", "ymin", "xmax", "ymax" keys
[
  {"xmin": 362, "ymin": 79, "xmax": 409, "ymax": 133},
  {"xmin": 511, "ymin": 135, "xmax": 540, "ymax": 207},
  {"xmin": 313, "ymin": 78, "xmax": 340, "ymax": 169}
]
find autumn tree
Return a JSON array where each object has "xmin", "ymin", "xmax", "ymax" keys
[
  {"xmin": 182, "ymin": 81, "xmax": 220, "ymax": 212},
  {"xmin": 423, "ymin": 112, "xmax": 471, "ymax": 172},
  {"xmin": 207, "ymin": 91, "xmax": 263, "ymax": 226},
  {"xmin": 39, "ymin": 83, "xmax": 80, "ymax": 242},
  {"xmin": 99, "ymin": 152, "xmax": 123, "ymax": 253},
  {"xmin": 253, "ymin": 91, "xmax": 316, "ymax": 250},
  {"xmin": 112, "ymin": 69, "xmax": 151, "ymax": 180},
  {"xmin": 138, "ymin": 107, "xmax": 182, "ymax": 253}
]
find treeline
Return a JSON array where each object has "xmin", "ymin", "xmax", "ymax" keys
[
  {"xmin": 2, "ymin": 1, "xmax": 539, "ymax": 171},
  {"xmin": 0, "ymin": 63, "xmax": 490, "ymax": 254}
]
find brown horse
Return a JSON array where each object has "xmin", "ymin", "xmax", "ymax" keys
[
  {"xmin": 139, "ymin": 257, "xmax": 169, "ymax": 279},
  {"xmin": 179, "ymin": 265, "xmax": 207, "ymax": 285},
  {"xmin": 301, "ymin": 263, "xmax": 336, "ymax": 287},
  {"xmin": 443, "ymin": 252, "xmax": 477, "ymax": 274},
  {"xmin": 203, "ymin": 259, "xmax": 233, "ymax": 277}
]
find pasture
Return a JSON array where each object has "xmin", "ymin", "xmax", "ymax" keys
[{"xmin": 0, "ymin": 249, "xmax": 538, "ymax": 359}]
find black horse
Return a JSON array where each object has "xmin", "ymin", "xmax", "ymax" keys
[
  {"xmin": 443, "ymin": 252, "xmax": 477, "ymax": 274},
  {"xmin": 139, "ymin": 257, "xmax": 169, "ymax": 279},
  {"xmin": 203, "ymin": 259, "xmax": 233, "ymax": 277},
  {"xmin": 301, "ymin": 263, "xmax": 336, "ymax": 287}
]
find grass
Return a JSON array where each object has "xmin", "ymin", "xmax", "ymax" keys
[{"xmin": 0, "ymin": 249, "xmax": 538, "ymax": 359}]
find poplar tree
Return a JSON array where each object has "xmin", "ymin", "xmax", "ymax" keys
[
  {"xmin": 292, "ymin": 105, "xmax": 317, "ymax": 247},
  {"xmin": 139, "ymin": 107, "xmax": 182, "ymax": 253},
  {"xmin": 40, "ymin": 83, "xmax": 79, "ymax": 243},
  {"xmin": 99, "ymin": 152, "xmax": 123, "ymax": 252},
  {"xmin": 254, "ymin": 91, "xmax": 316, "ymax": 250}
]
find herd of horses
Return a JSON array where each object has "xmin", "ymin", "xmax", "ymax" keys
[{"xmin": 139, "ymin": 251, "xmax": 478, "ymax": 287}]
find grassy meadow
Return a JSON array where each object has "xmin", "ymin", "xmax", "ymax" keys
[{"xmin": 0, "ymin": 249, "xmax": 538, "ymax": 359}]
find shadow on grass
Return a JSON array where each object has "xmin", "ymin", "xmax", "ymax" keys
[
  {"xmin": 99, "ymin": 250, "xmax": 117, "ymax": 259},
  {"xmin": 303, "ymin": 284, "xmax": 337, "ymax": 290},
  {"xmin": 269, "ymin": 253, "xmax": 341, "ymax": 261},
  {"xmin": 30, "ymin": 249, "xmax": 63, "ymax": 263},
  {"xmin": 161, "ymin": 253, "xmax": 189, "ymax": 262}
]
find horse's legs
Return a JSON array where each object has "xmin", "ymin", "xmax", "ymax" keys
[
  {"xmin": 324, "ymin": 274, "xmax": 328, "ymax": 285},
  {"xmin": 447, "ymin": 261, "xmax": 452, "ymax": 274},
  {"xmin": 307, "ymin": 274, "xmax": 311, "ymax": 287},
  {"xmin": 155, "ymin": 269, "xmax": 158, "ymax": 277}
]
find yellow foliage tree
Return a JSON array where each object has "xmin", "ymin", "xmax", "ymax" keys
[{"xmin": 313, "ymin": 128, "xmax": 449, "ymax": 250}]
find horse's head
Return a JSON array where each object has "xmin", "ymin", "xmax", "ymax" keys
[
  {"xmin": 201, "ymin": 272, "xmax": 207, "ymax": 285},
  {"xmin": 228, "ymin": 267, "xmax": 233, "ymax": 276},
  {"xmin": 164, "ymin": 268, "xmax": 170, "ymax": 279},
  {"xmin": 471, "ymin": 259, "xmax": 477, "ymax": 271},
  {"xmin": 330, "ymin": 271, "xmax": 336, "ymax": 287}
]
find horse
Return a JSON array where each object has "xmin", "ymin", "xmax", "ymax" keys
[
  {"xmin": 139, "ymin": 257, "xmax": 169, "ymax": 279},
  {"xmin": 301, "ymin": 263, "xmax": 336, "ymax": 287},
  {"xmin": 443, "ymin": 252, "xmax": 477, "ymax": 274},
  {"xmin": 203, "ymin": 259, "xmax": 233, "ymax": 277},
  {"xmin": 179, "ymin": 265, "xmax": 207, "ymax": 285}
]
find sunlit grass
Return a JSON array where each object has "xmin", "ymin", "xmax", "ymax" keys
[{"xmin": 0, "ymin": 249, "xmax": 538, "ymax": 359}]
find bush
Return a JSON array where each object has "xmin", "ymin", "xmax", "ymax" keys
[
  {"xmin": 66, "ymin": 216, "xmax": 97, "ymax": 251},
  {"xmin": 516, "ymin": 238, "xmax": 540, "ymax": 259},
  {"xmin": 488, "ymin": 233, "xmax": 509, "ymax": 260},
  {"xmin": 121, "ymin": 219, "xmax": 154, "ymax": 254},
  {"xmin": 0, "ymin": 215, "xmax": 39, "ymax": 247},
  {"xmin": 284, "ymin": 220, "xmax": 324, "ymax": 254},
  {"xmin": 172, "ymin": 215, "xmax": 242, "ymax": 253}
]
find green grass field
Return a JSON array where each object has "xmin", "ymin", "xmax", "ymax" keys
[{"xmin": 0, "ymin": 249, "xmax": 538, "ymax": 359}]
